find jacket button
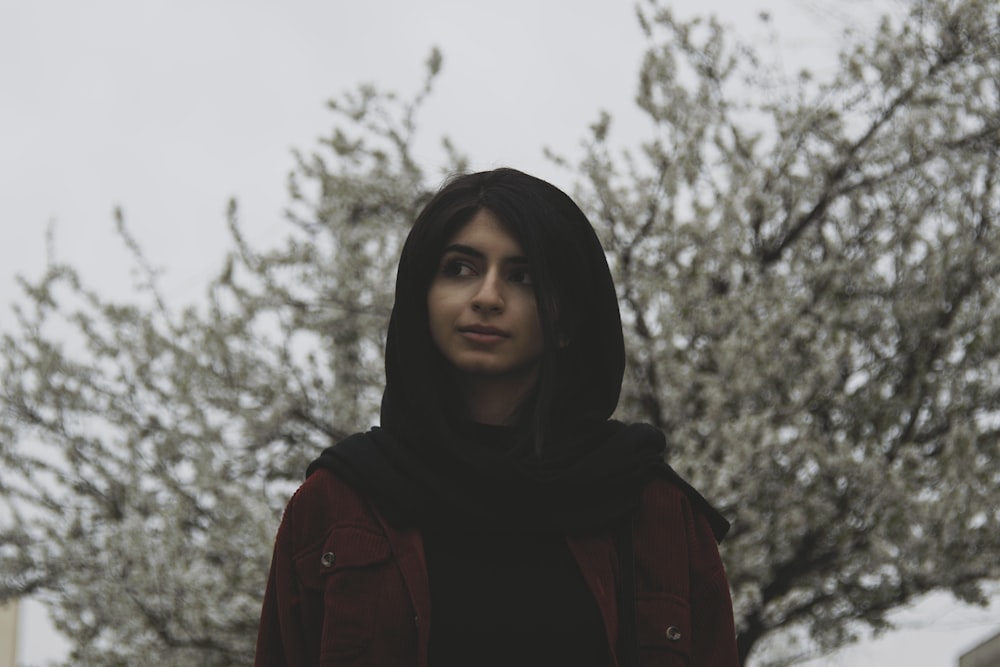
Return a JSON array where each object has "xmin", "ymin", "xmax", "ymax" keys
[
  {"xmin": 320, "ymin": 552, "xmax": 336, "ymax": 567},
  {"xmin": 665, "ymin": 626, "xmax": 682, "ymax": 641}
]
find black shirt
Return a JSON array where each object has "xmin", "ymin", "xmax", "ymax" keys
[{"xmin": 424, "ymin": 524, "xmax": 610, "ymax": 667}]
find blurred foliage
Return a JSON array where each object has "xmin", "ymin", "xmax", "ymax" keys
[{"xmin": 2, "ymin": 2, "xmax": 998, "ymax": 665}]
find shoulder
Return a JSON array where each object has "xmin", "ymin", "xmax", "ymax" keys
[
  {"xmin": 641, "ymin": 466, "xmax": 730, "ymax": 543},
  {"xmin": 289, "ymin": 468, "xmax": 360, "ymax": 505},
  {"xmin": 635, "ymin": 475, "xmax": 701, "ymax": 546},
  {"xmin": 634, "ymin": 471, "xmax": 730, "ymax": 575},
  {"xmin": 289, "ymin": 466, "xmax": 364, "ymax": 511},
  {"xmin": 612, "ymin": 421, "xmax": 729, "ymax": 541},
  {"xmin": 633, "ymin": 474, "xmax": 730, "ymax": 592},
  {"xmin": 277, "ymin": 468, "xmax": 380, "ymax": 556},
  {"xmin": 640, "ymin": 474, "xmax": 689, "ymax": 505}
]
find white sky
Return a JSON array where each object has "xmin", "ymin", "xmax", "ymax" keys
[{"xmin": 1, "ymin": 0, "xmax": 997, "ymax": 665}]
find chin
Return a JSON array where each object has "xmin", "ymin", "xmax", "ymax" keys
[
  {"xmin": 454, "ymin": 361, "xmax": 513, "ymax": 376},
  {"xmin": 451, "ymin": 357, "xmax": 541, "ymax": 380}
]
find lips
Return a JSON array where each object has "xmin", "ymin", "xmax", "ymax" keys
[
  {"xmin": 458, "ymin": 324, "xmax": 510, "ymax": 338},
  {"xmin": 458, "ymin": 324, "xmax": 510, "ymax": 347}
]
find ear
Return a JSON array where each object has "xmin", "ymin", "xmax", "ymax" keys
[
  {"xmin": 554, "ymin": 310, "xmax": 574, "ymax": 349},
  {"xmin": 545, "ymin": 293, "xmax": 573, "ymax": 348}
]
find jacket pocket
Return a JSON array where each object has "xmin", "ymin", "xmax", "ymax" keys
[
  {"xmin": 296, "ymin": 526, "xmax": 394, "ymax": 666},
  {"xmin": 637, "ymin": 593, "xmax": 692, "ymax": 666}
]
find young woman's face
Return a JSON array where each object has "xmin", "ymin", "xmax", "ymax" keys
[{"xmin": 427, "ymin": 210, "xmax": 545, "ymax": 384}]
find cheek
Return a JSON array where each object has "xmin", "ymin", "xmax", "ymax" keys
[
  {"xmin": 426, "ymin": 288, "xmax": 455, "ymax": 348},
  {"xmin": 427, "ymin": 282, "xmax": 445, "ymax": 315},
  {"xmin": 523, "ymin": 304, "xmax": 545, "ymax": 354}
]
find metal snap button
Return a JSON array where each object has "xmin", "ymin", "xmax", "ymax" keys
[
  {"xmin": 320, "ymin": 552, "xmax": 336, "ymax": 567},
  {"xmin": 666, "ymin": 626, "xmax": 682, "ymax": 641}
]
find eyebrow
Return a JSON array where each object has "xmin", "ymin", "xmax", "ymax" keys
[{"xmin": 442, "ymin": 243, "xmax": 529, "ymax": 264}]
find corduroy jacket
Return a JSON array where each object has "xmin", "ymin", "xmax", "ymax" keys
[{"xmin": 254, "ymin": 468, "xmax": 738, "ymax": 666}]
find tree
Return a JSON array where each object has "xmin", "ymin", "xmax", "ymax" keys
[
  {"xmin": 1, "ymin": 1, "xmax": 998, "ymax": 664},
  {"xmin": 593, "ymin": 1, "xmax": 1000, "ymax": 662},
  {"xmin": 0, "ymin": 62, "xmax": 444, "ymax": 666}
]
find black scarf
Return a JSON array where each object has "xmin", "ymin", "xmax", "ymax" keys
[{"xmin": 306, "ymin": 418, "xmax": 729, "ymax": 539}]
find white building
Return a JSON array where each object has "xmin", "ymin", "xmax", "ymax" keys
[
  {"xmin": 959, "ymin": 630, "xmax": 1000, "ymax": 667},
  {"xmin": 0, "ymin": 600, "xmax": 17, "ymax": 667}
]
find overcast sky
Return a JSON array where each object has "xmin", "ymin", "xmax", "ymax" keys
[{"xmin": 2, "ymin": 1, "xmax": 997, "ymax": 664}]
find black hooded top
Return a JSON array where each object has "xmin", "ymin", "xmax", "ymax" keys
[{"xmin": 305, "ymin": 169, "xmax": 728, "ymax": 667}]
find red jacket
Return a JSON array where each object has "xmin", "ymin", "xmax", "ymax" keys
[{"xmin": 255, "ymin": 468, "xmax": 738, "ymax": 666}]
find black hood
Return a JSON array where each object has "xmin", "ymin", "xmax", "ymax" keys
[{"xmin": 381, "ymin": 168, "xmax": 627, "ymax": 455}]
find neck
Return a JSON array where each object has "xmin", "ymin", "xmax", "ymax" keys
[{"xmin": 457, "ymin": 370, "xmax": 538, "ymax": 426}]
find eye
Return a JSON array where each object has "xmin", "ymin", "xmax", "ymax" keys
[
  {"xmin": 441, "ymin": 259, "xmax": 476, "ymax": 278},
  {"xmin": 508, "ymin": 268, "xmax": 533, "ymax": 285}
]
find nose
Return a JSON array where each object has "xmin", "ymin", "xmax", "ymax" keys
[{"xmin": 471, "ymin": 272, "xmax": 504, "ymax": 313}]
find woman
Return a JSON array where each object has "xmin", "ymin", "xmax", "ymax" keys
[{"xmin": 255, "ymin": 168, "xmax": 738, "ymax": 666}]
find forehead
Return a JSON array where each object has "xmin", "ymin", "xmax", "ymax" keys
[{"xmin": 444, "ymin": 209, "xmax": 526, "ymax": 257}]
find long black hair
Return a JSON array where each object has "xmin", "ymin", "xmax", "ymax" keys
[{"xmin": 382, "ymin": 168, "xmax": 626, "ymax": 458}]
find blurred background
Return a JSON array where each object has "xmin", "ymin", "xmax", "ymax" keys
[{"xmin": 2, "ymin": 1, "xmax": 998, "ymax": 665}]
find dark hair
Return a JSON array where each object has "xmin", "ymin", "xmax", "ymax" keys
[{"xmin": 381, "ymin": 168, "xmax": 625, "ymax": 456}]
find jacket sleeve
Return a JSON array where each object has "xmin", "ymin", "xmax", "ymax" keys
[
  {"xmin": 254, "ymin": 492, "xmax": 310, "ymax": 667},
  {"xmin": 635, "ymin": 480, "xmax": 739, "ymax": 666},
  {"xmin": 686, "ymin": 509, "xmax": 739, "ymax": 666}
]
